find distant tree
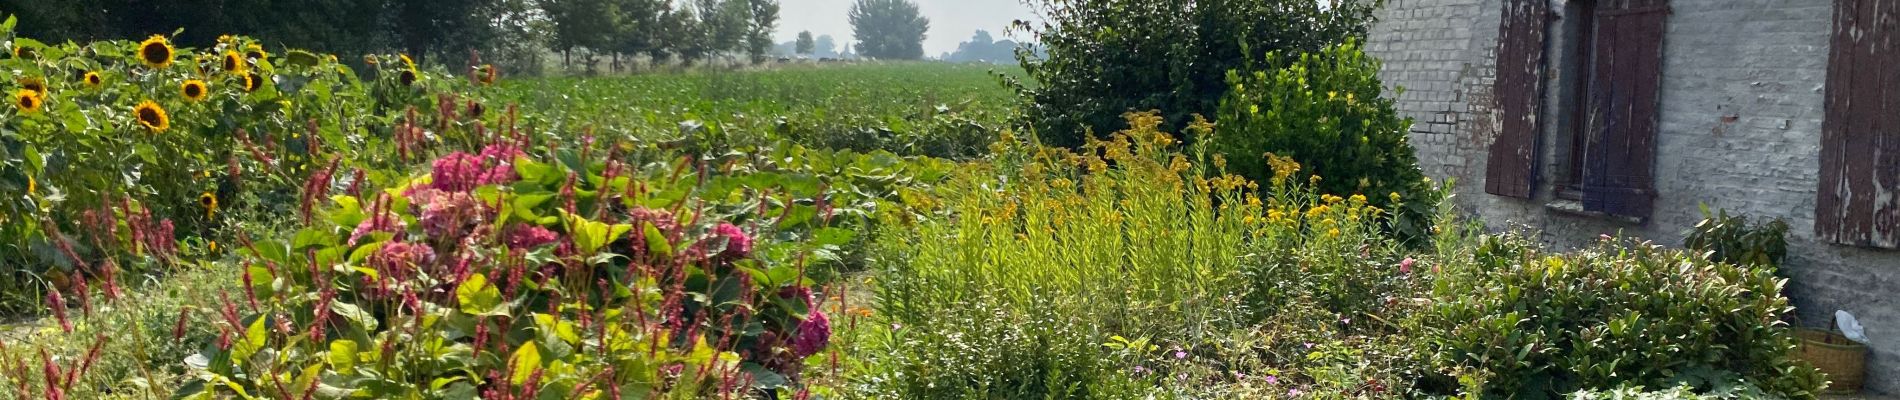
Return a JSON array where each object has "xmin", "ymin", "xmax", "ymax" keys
[
  {"xmin": 387, "ymin": 0, "xmax": 507, "ymax": 63},
  {"xmin": 795, "ymin": 30, "xmax": 815, "ymax": 55},
  {"xmin": 609, "ymin": 0, "xmax": 670, "ymax": 69},
  {"xmin": 693, "ymin": 0, "xmax": 747, "ymax": 59},
  {"xmin": 947, "ymin": 29, "xmax": 1016, "ymax": 63},
  {"xmin": 814, "ymin": 34, "xmax": 837, "ymax": 57},
  {"xmin": 743, "ymin": 0, "xmax": 780, "ymax": 63},
  {"xmin": 542, "ymin": 0, "xmax": 615, "ymax": 69},
  {"xmin": 847, "ymin": 0, "xmax": 927, "ymax": 60}
]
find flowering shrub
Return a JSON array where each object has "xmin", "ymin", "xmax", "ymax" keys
[
  {"xmin": 161, "ymin": 140, "xmax": 842, "ymax": 398},
  {"xmin": 0, "ymin": 20, "xmax": 486, "ymax": 313}
]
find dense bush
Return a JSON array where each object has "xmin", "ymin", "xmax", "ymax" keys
[
  {"xmin": 1421, "ymin": 234, "xmax": 1825, "ymax": 398},
  {"xmin": 1211, "ymin": 40, "xmax": 1428, "ymax": 241},
  {"xmin": 1011, "ymin": 0, "xmax": 1378, "ymax": 147},
  {"xmin": 1684, "ymin": 206, "xmax": 1790, "ymax": 270}
]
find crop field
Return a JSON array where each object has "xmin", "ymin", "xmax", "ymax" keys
[{"xmin": 0, "ymin": 9, "xmax": 1834, "ymax": 400}]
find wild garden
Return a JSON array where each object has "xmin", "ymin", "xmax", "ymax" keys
[{"xmin": 0, "ymin": 0, "xmax": 1832, "ymax": 399}]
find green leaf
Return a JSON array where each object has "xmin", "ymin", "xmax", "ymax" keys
[
  {"xmin": 329, "ymin": 340, "xmax": 358, "ymax": 371},
  {"xmin": 330, "ymin": 302, "xmax": 378, "ymax": 332},
  {"xmin": 509, "ymin": 341, "xmax": 542, "ymax": 385},
  {"xmin": 456, "ymin": 273, "xmax": 506, "ymax": 316},
  {"xmin": 643, "ymin": 222, "xmax": 673, "ymax": 259},
  {"xmin": 231, "ymin": 315, "xmax": 269, "ymax": 365},
  {"xmin": 563, "ymin": 210, "xmax": 630, "ymax": 255}
]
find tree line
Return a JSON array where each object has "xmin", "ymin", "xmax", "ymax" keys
[{"xmin": 1, "ymin": 0, "xmax": 932, "ymax": 73}]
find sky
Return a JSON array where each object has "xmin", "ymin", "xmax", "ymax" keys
[{"xmin": 772, "ymin": 0, "xmax": 1038, "ymax": 57}]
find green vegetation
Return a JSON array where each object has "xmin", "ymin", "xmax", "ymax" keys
[{"xmin": 0, "ymin": 6, "xmax": 1829, "ymax": 400}]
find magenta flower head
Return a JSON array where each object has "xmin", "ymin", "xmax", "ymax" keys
[
  {"xmin": 792, "ymin": 309, "xmax": 831, "ymax": 358},
  {"xmin": 418, "ymin": 189, "xmax": 481, "ymax": 239},
  {"xmin": 713, "ymin": 222, "xmax": 752, "ymax": 259},
  {"xmin": 430, "ymin": 151, "xmax": 483, "ymax": 192},
  {"xmin": 1399, "ymin": 257, "xmax": 1416, "ymax": 274},
  {"xmin": 374, "ymin": 241, "xmax": 437, "ymax": 274},
  {"xmin": 504, "ymin": 224, "xmax": 560, "ymax": 250}
]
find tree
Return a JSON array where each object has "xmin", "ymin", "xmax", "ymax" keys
[
  {"xmin": 814, "ymin": 34, "xmax": 837, "ymax": 58},
  {"xmin": 743, "ymin": 0, "xmax": 780, "ymax": 63},
  {"xmin": 542, "ymin": 0, "xmax": 615, "ymax": 69},
  {"xmin": 947, "ymin": 29, "xmax": 1015, "ymax": 63},
  {"xmin": 1014, "ymin": 0, "xmax": 1379, "ymax": 147},
  {"xmin": 609, "ymin": 0, "xmax": 670, "ymax": 69},
  {"xmin": 795, "ymin": 31, "xmax": 815, "ymax": 55},
  {"xmin": 847, "ymin": 0, "xmax": 927, "ymax": 60}
]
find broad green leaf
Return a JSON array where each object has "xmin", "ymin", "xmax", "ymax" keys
[
  {"xmin": 456, "ymin": 274, "xmax": 506, "ymax": 316},
  {"xmin": 329, "ymin": 340, "xmax": 358, "ymax": 370},
  {"xmin": 509, "ymin": 341, "xmax": 542, "ymax": 385}
]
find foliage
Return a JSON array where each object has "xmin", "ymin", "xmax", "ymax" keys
[
  {"xmin": 1012, "ymin": 0, "xmax": 1379, "ymax": 147},
  {"xmin": 848, "ymin": 0, "xmax": 929, "ymax": 60},
  {"xmin": 485, "ymin": 62, "xmax": 1019, "ymax": 158},
  {"xmin": 1684, "ymin": 205, "xmax": 1789, "ymax": 270},
  {"xmin": 945, "ymin": 30, "xmax": 1019, "ymax": 64},
  {"xmin": 854, "ymin": 112, "xmax": 1430, "ymax": 398},
  {"xmin": 1419, "ymin": 233, "xmax": 1826, "ymax": 398},
  {"xmin": 0, "ymin": 22, "xmax": 480, "ymax": 314},
  {"xmin": 794, "ymin": 31, "xmax": 815, "ymax": 55},
  {"xmin": 1211, "ymin": 40, "xmax": 1429, "ymax": 242}
]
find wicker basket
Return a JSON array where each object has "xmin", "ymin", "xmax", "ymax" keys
[{"xmin": 1795, "ymin": 328, "xmax": 1866, "ymax": 394}]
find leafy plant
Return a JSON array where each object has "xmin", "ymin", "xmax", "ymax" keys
[
  {"xmin": 1420, "ymin": 234, "xmax": 1825, "ymax": 398},
  {"xmin": 1684, "ymin": 205, "xmax": 1789, "ymax": 270},
  {"xmin": 1211, "ymin": 39, "xmax": 1429, "ymax": 243},
  {"xmin": 1011, "ymin": 0, "xmax": 1378, "ymax": 147}
]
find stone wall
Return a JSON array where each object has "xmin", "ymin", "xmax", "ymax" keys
[{"xmin": 1367, "ymin": 0, "xmax": 1899, "ymax": 393}]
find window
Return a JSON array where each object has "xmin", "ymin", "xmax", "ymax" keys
[
  {"xmin": 1486, "ymin": 0, "xmax": 1667, "ymax": 221},
  {"xmin": 1817, "ymin": 0, "xmax": 1900, "ymax": 248}
]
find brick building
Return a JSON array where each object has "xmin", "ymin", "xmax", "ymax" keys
[{"xmin": 1365, "ymin": 0, "xmax": 1898, "ymax": 392}]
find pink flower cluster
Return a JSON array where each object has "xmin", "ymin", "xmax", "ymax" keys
[
  {"xmin": 712, "ymin": 222, "xmax": 752, "ymax": 259},
  {"xmin": 781, "ymin": 286, "xmax": 831, "ymax": 358},
  {"xmin": 504, "ymin": 224, "xmax": 560, "ymax": 250},
  {"xmin": 430, "ymin": 146, "xmax": 525, "ymax": 193}
]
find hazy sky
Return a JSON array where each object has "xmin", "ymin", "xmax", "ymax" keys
[{"xmin": 773, "ymin": 0, "xmax": 1038, "ymax": 57}]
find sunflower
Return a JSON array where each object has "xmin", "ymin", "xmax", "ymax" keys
[
  {"xmin": 133, "ymin": 100, "xmax": 170, "ymax": 133},
  {"xmin": 11, "ymin": 46, "xmax": 33, "ymax": 60},
  {"xmin": 198, "ymin": 192, "xmax": 218, "ymax": 217},
  {"xmin": 18, "ymin": 77, "xmax": 46, "ymax": 94},
  {"xmin": 398, "ymin": 68, "xmax": 419, "ymax": 86},
  {"xmin": 13, "ymin": 90, "xmax": 42, "ymax": 113},
  {"xmin": 222, "ymin": 51, "xmax": 247, "ymax": 74},
  {"xmin": 245, "ymin": 44, "xmax": 268, "ymax": 63},
  {"xmin": 478, "ymin": 64, "xmax": 498, "ymax": 85},
  {"xmin": 242, "ymin": 72, "xmax": 262, "ymax": 92},
  {"xmin": 138, "ymin": 35, "xmax": 175, "ymax": 69},
  {"xmin": 181, "ymin": 79, "xmax": 209, "ymax": 101},
  {"xmin": 399, "ymin": 54, "xmax": 415, "ymax": 68},
  {"xmin": 82, "ymin": 71, "xmax": 104, "ymax": 88}
]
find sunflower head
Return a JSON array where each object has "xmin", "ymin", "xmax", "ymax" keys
[
  {"xmin": 11, "ymin": 46, "xmax": 34, "ymax": 60},
  {"xmin": 134, "ymin": 100, "xmax": 170, "ymax": 133},
  {"xmin": 83, "ymin": 71, "xmax": 104, "ymax": 88},
  {"xmin": 181, "ymin": 79, "xmax": 209, "ymax": 101},
  {"xmin": 400, "ymin": 54, "xmax": 415, "ymax": 68},
  {"xmin": 18, "ymin": 77, "xmax": 46, "ymax": 95},
  {"xmin": 13, "ymin": 90, "xmax": 43, "ymax": 113},
  {"xmin": 398, "ymin": 68, "xmax": 419, "ymax": 87},
  {"xmin": 199, "ymin": 192, "xmax": 218, "ymax": 209},
  {"xmin": 138, "ymin": 35, "xmax": 175, "ymax": 69},
  {"xmin": 479, "ymin": 64, "xmax": 498, "ymax": 85},
  {"xmin": 222, "ymin": 51, "xmax": 247, "ymax": 74},
  {"xmin": 243, "ymin": 72, "xmax": 262, "ymax": 92},
  {"xmin": 245, "ymin": 45, "xmax": 268, "ymax": 63}
]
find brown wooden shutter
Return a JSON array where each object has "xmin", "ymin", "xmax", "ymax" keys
[
  {"xmin": 1818, "ymin": 0, "xmax": 1900, "ymax": 248},
  {"xmin": 1580, "ymin": 0, "xmax": 1667, "ymax": 219},
  {"xmin": 1485, "ymin": 0, "xmax": 1551, "ymax": 199}
]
